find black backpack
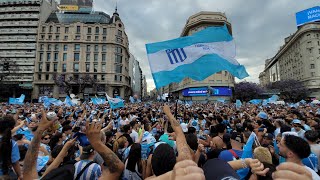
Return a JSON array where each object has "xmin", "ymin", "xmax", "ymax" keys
[{"xmin": 42, "ymin": 161, "xmax": 94, "ymax": 180}]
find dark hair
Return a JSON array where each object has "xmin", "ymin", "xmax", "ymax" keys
[
  {"xmin": 18, "ymin": 145, "xmax": 28, "ymax": 161},
  {"xmin": 216, "ymin": 124, "xmax": 226, "ymax": 134},
  {"xmin": 13, "ymin": 134, "xmax": 24, "ymax": 141},
  {"xmin": 129, "ymin": 120, "xmax": 137, "ymax": 128},
  {"xmin": 0, "ymin": 115, "xmax": 15, "ymax": 174},
  {"xmin": 62, "ymin": 125, "xmax": 72, "ymax": 133},
  {"xmin": 186, "ymin": 134, "xmax": 198, "ymax": 151},
  {"xmin": 123, "ymin": 124, "xmax": 131, "ymax": 133},
  {"xmin": 152, "ymin": 144, "xmax": 176, "ymax": 176},
  {"xmin": 49, "ymin": 132, "xmax": 63, "ymax": 150},
  {"xmin": 223, "ymin": 134, "xmax": 232, "ymax": 150},
  {"xmin": 280, "ymin": 125, "xmax": 291, "ymax": 134},
  {"xmin": 305, "ymin": 130, "xmax": 319, "ymax": 143},
  {"xmin": 126, "ymin": 143, "xmax": 142, "ymax": 172},
  {"xmin": 284, "ymin": 135, "xmax": 310, "ymax": 159}
]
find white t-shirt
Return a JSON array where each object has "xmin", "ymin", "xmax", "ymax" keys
[
  {"xmin": 130, "ymin": 129, "xmax": 139, "ymax": 143},
  {"xmin": 120, "ymin": 117, "xmax": 129, "ymax": 126},
  {"xmin": 305, "ymin": 166, "xmax": 320, "ymax": 180}
]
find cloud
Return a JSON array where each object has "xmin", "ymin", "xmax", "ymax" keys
[{"xmin": 94, "ymin": 0, "xmax": 319, "ymax": 91}]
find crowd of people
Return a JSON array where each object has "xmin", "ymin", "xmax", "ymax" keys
[{"xmin": 0, "ymin": 100, "xmax": 320, "ymax": 180}]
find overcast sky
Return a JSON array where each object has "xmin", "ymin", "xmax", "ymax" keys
[{"xmin": 94, "ymin": 0, "xmax": 319, "ymax": 92}]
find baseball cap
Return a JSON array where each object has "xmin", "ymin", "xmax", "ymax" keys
[
  {"xmin": 180, "ymin": 123, "xmax": 188, "ymax": 133},
  {"xmin": 263, "ymin": 133, "xmax": 274, "ymax": 140},
  {"xmin": 291, "ymin": 119, "xmax": 301, "ymax": 125},
  {"xmin": 203, "ymin": 158, "xmax": 240, "ymax": 180},
  {"xmin": 258, "ymin": 112, "xmax": 268, "ymax": 119},
  {"xmin": 80, "ymin": 145, "xmax": 94, "ymax": 160}
]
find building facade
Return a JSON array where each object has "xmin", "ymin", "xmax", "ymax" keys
[
  {"xmin": 163, "ymin": 11, "xmax": 235, "ymax": 101},
  {"xmin": 0, "ymin": 0, "xmax": 56, "ymax": 101},
  {"xmin": 142, "ymin": 75, "xmax": 147, "ymax": 99},
  {"xmin": 32, "ymin": 10, "xmax": 131, "ymax": 100},
  {"xmin": 259, "ymin": 22, "xmax": 320, "ymax": 99},
  {"xmin": 129, "ymin": 53, "xmax": 143, "ymax": 97}
]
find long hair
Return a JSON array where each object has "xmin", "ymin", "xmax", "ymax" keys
[
  {"xmin": 49, "ymin": 132, "xmax": 62, "ymax": 150},
  {"xmin": 113, "ymin": 136, "xmax": 127, "ymax": 153},
  {"xmin": 126, "ymin": 143, "xmax": 142, "ymax": 172},
  {"xmin": 0, "ymin": 116, "xmax": 15, "ymax": 174}
]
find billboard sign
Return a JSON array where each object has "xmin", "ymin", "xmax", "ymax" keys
[
  {"xmin": 59, "ymin": 0, "xmax": 93, "ymax": 11},
  {"xmin": 182, "ymin": 87, "xmax": 232, "ymax": 97},
  {"xmin": 58, "ymin": 5, "xmax": 79, "ymax": 11},
  {"xmin": 296, "ymin": 6, "xmax": 320, "ymax": 27}
]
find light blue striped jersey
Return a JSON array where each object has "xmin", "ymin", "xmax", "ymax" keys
[{"xmin": 74, "ymin": 160, "xmax": 102, "ymax": 180}]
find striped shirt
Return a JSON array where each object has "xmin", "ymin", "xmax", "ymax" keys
[{"xmin": 74, "ymin": 160, "xmax": 101, "ymax": 180}]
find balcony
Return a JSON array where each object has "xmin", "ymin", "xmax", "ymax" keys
[
  {"xmin": 0, "ymin": 6, "xmax": 40, "ymax": 13},
  {"xmin": 0, "ymin": 52, "xmax": 35, "ymax": 57},
  {"xmin": 0, "ymin": 43, "xmax": 36, "ymax": 50},
  {"xmin": 0, "ymin": 35, "xmax": 36, "ymax": 42},
  {"xmin": 0, "ymin": 21, "xmax": 38, "ymax": 27},
  {"xmin": 0, "ymin": 0, "xmax": 41, "ymax": 6},
  {"xmin": 0, "ymin": 14, "xmax": 39, "ymax": 20},
  {"xmin": 0, "ymin": 28, "xmax": 37, "ymax": 34}
]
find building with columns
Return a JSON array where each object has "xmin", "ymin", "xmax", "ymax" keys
[{"xmin": 32, "ymin": 9, "xmax": 131, "ymax": 100}]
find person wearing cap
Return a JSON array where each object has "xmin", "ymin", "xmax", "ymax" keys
[
  {"xmin": 74, "ymin": 145, "xmax": 102, "ymax": 180},
  {"xmin": 218, "ymin": 133, "xmax": 243, "ymax": 162},
  {"xmin": 291, "ymin": 119, "xmax": 306, "ymax": 138},
  {"xmin": 278, "ymin": 134, "xmax": 320, "ymax": 179},
  {"xmin": 261, "ymin": 133, "xmax": 274, "ymax": 147}
]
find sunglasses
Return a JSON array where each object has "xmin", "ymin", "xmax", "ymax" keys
[{"xmin": 43, "ymin": 137, "xmax": 50, "ymax": 140}]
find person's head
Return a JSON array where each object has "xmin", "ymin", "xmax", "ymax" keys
[
  {"xmin": 304, "ymin": 130, "xmax": 319, "ymax": 143},
  {"xmin": 62, "ymin": 125, "xmax": 72, "ymax": 135},
  {"xmin": 278, "ymin": 134, "xmax": 310, "ymax": 161},
  {"xmin": 130, "ymin": 120, "xmax": 138, "ymax": 130},
  {"xmin": 151, "ymin": 143, "xmax": 176, "ymax": 176},
  {"xmin": 0, "ymin": 115, "xmax": 15, "ymax": 175},
  {"xmin": 223, "ymin": 133, "xmax": 232, "ymax": 149},
  {"xmin": 113, "ymin": 136, "xmax": 128, "ymax": 152},
  {"xmin": 28, "ymin": 121, "xmax": 37, "ymax": 129},
  {"xmin": 261, "ymin": 133, "xmax": 274, "ymax": 147},
  {"xmin": 126, "ymin": 143, "xmax": 142, "ymax": 172},
  {"xmin": 49, "ymin": 132, "xmax": 64, "ymax": 150},
  {"xmin": 216, "ymin": 123, "xmax": 226, "ymax": 134},
  {"xmin": 188, "ymin": 127, "xmax": 196, "ymax": 134},
  {"xmin": 253, "ymin": 147, "xmax": 272, "ymax": 164},
  {"xmin": 186, "ymin": 133, "xmax": 198, "ymax": 151},
  {"xmin": 292, "ymin": 119, "xmax": 303, "ymax": 131},
  {"xmin": 105, "ymin": 131, "xmax": 114, "ymax": 143},
  {"xmin": 41, "ymin": 134, "xmax": 51, "ymax": 145},
  {"xmin": 123, "ymin": 124, "xmax": 132, "ymax": 134},
  {"xmin": 13, "ymin": 134, "xmax": 25, "ymax": 141},
  {"xmin": 80, "ymin": 145, "xmax": 95, "ymax": 160}
]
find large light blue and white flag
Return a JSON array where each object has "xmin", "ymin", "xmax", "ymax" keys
[
  {"xmin": 235, "ymin": 99, "xmax": 242, "ymax": 109},
  {"xmin": 9, "ymin": 94, "xmax": 25, "ymax": 105},
  {"xmin": 146, "ymin": 25, "xmax": 249, "ymax": 88},
  {"xmin": 129, "ymin": 96, "xmax": 135, "ymax": 103},
  {"xmin": 91, "ymin": 97, "xmax": 106, "ymax": 105},
  {"xmin": 106, "ymin": 93, "xmax": 125, "ymax": 109},
  {"xmin": 64, "ymin": 95, "xmax": 75, "ymax": 107}
]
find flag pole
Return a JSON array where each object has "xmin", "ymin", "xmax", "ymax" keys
[{"xmin": 174, "ymin": 96, "xmax": 178, "ymax": 120}]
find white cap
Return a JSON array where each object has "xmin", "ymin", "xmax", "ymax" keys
[{"xmin": 180, "ymin": 123, "xmax": 188, "ymax": 133}]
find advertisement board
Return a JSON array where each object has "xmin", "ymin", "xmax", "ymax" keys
[
  {"xmin": 296, "ymin": 6, "xmax": 320, "ymax": 27},
  {"xmin": 182, "ymin": 87, "xmax": 232, "ymax": 97},
  {"xmin": 58, "ymin": 5, "xmax": 79, "ymax": 11},
  {"xmin": 60, "ymin": 0, "xmax": 93, "ymax": 8}
]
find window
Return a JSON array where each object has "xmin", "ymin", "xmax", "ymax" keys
[
  {"xmin": 311, "ymin": 72, "xmax": 315, "ymax": 77},
  {"xmin": 103, "ymin": 36, "xmax": 106, "ymax": 41},
  {"xmin": 63, "ymin": 53, "xmax": 67, "ymax": 61},
  {"xmin": 74, "ymin": 53, "xmax": 80, "ymax": 61},
  {"xmin": 39, "ymin": 63, "xmax": 42, "ymax": 72},
  {"xmin": 319, "ymin": 49, "xmax": 320, "ymax": 54},
  {"xmin": 102, "ymin": 54, "xmax": 106, "ymax": 61},
  {"xmin": 38, "ymin": 74, "xmax": 41, "ymax": 80},
  {"xmin": 40, "ymin": 44, "xmax": 44, "ymax": 50},
  {"xmin": 94, "ymin": 54, "xmax": 98, "ymax": 61},
  {"xmin": 86, "ymin": 64, "xmax": 90, "ymax": 72},
  {"xmin": 101, "ymin": 75, "xmax": 105, "ymax": 81},
  {"xmin": 74, "ymin": 74, "xmax": 79, "ymax": 80},
  {"xmin": 94, "ymin": 64, "xmax": 98, "ymax": 72},
  {"xmin": 49, "ymin": 26, "xmax": 52, "ymax": 33},
  {"xmin": 114, "ymin": 75, "xmax": 122, "ymax": 81},
  {"xmin": 75, "ymin": 35, "xmax": 80, "ymax": 40},
  {"xmin": 95, "ymin": 27, "xmax": 99, "ymax": 34},
  {"xmin": 74, "ymin": 63, "xmax": 79, "ymax": 72},
  {"xmin": 64, "ymin": 45, "xmax": 68, "ymax": 51},
  {"xmin": 102, "ymin": 64, "xmax": 106, "ymax": 72},
  {"xmin": 115, "ymin": 64, "xmax": 122, "ymax": 73},
  {"xmin": 102, "ymin": 45, "xmax": 106, "ymax": 51},
  {"xmin": 48, "ymin": 44, "xmax": 52, "ymax": 50},
  {"xmin": 86, "ymin": 54, "xmax": 90, "ymax": 61},
  {"xmin": 55, "ymin": 44, "xmax": 59, "ymax": 51},
  {"xmin": 87, "ymin": 36, "xmax": 91, "ymax": 40},
  {"xmin": 88, "ymin": 27, "xmax": 92, "ymax": 34},
  {"xmin": 311, "ymin": 64, "xmax": 315, "ymax": 69},
  {"xmin": 48, "ymin": 35, "xmax": 52, "ymax": 40},
  {"xmin": 47, "ymin": 53, "xmax": 51, "ymax": 61},
  {"xmin": 76, "ymin": 26, "xmax": 81, "ymax": 33},
  {"xmin": 46, "ymin": 74, "xmax": 49, "ymax": 80},
  {"xmin": 41, "ymin": 35, "xmax": 45, "ymax": 39},
  {"xmin": 64, "ymin": 36, "xmax": 68, "ymax": 40},
  {"xmin": 95, "ymin": 36, "xmax": 99, "ymax": 41},
  {"xmin": 103, "ymin": 28, "xmax": 107, "ymax": 34},
  {"xmin": 117, "ymin": 30, "xmax": 122, "ymax": 36},
  {"xmin": 46, "ymin": 63, "xmax": 50, "ymax": 71},
  {"xmin": 86, "ymin": 45, "xmax": 91, "ymax": 51},
  {"xmin": 56, "ymin": 27, "xmax": 60, "ymax": 32},
  {"xmin": 116, "ymin": 37, "xmax": 122, "ymax": 43},
  {"xmin": 62, "ymin": 64, "xmax": 67, "ymax": 72},
  {"xmin": 94, "ymin": 75, "xmax": 97, "ymax": 80},
  {"xmin": 53, "ymin": 64, "xmax": 57, "ymax": 72},
  {"xmin": 115, "ymin": 55, "xmax": 122, "ymax": 63},
  {"xmin": 39, "ymin": 53, "xmax": 43, "ymax": 61},
  {"xmin": 74, "ymin": 44, "xmax": 80, "ymax": 51},
  {"xmin": 116, "ymin": 47, "xmax": 122, "ymax": 53},
  {"xmin": 65, "ymin": 27, "xmax": 69, "ymax": 33},
  {"xmin": 42, "ymin": 26, "xmax": 46, "ymax": 32},
  {"xmin": 94, "ymin": 45, "xmax": 99, "ymax": 51},
  {"xmin": 54, "ymin": 53, "xmax": 58, "ymax": 61}
]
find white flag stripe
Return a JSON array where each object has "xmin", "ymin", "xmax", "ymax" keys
[{"xmin": 148, "ymin": 40, "xmax": 237, "ymax": 73}]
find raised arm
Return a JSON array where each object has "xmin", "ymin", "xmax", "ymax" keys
[{"xmin": 163, "ymin": 104, "xmax": 192, "ymax": 161}]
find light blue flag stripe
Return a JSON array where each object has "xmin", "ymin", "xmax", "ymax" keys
[
  {"xmin": 152, "ymin": 53, "xmax": 248, "ymax": 88},
  {"xmin": 146, "ymin": 25, "xmax": 233, "ymax": 54}
]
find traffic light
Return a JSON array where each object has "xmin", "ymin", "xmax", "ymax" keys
[{"xmin": 3, "ymin": 62, "xmax": 9, "ymax": 71}]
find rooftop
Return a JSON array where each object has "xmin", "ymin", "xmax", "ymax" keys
[{"xmin": 45, "ymin": 11, "xmax": 111, "ymax": 24}]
